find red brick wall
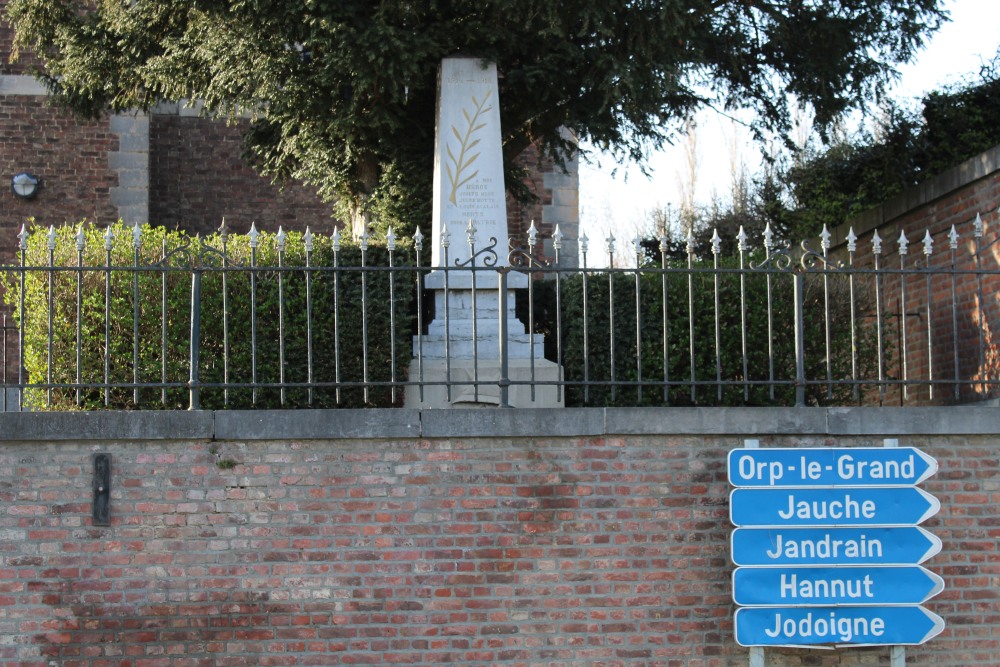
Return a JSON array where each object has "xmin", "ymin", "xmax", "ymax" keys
[
  {"xmin": 0, "ymin": 96, "xmax": 118, "ymax": 254},
  {"xmin": 833, "ymin": 170, "xmax": 1000, "ymax": 406},
  {"xmin": 0, "ymin": 430, "xmax": 993, "ymax": 666},
  {"xmin": 507, "ymin": 142, "xmax": 552, "ymax": 248},
  {"xmin": 149, "ymin": 115, "xmax": 336, "ymax": 237}
]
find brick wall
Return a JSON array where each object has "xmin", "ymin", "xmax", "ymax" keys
[
  {"xmin": 828, "ymin": 150, "xmax": 1000, "ymax": 406},
  {"xmin": 0, "ymin": 408, "xmax": 995, "ymax": 666},
  {"xmin": 0, "ymin": 96, "xmax": 118, "ymax": 253},
  {"xmin": 149, "ymin": 115, "xmax": 336, "ymax": 237},
  {"xmin": 507, "ymin": 142, "xmax": 551, "ymax": 248}
]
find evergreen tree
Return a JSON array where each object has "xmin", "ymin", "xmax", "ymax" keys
[{"xmin": 8, "ymin": 0, "xmax": 946, "ymax": 235}]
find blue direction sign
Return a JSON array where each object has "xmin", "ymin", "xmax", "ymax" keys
[
  {"xmin": 731, "ymin": 527, "xmax": 942, "ymax": 565},
  {"xmin": 728, "ymin": 447, "xmax": 938, "ymax": 487},
  {"xmin": 730, "ymin": 487, "xmax": 940, "ymax": 527},
  {"xmin": 732, "ymin": 565, "xmax": 944, "ymax": 606},
  {"xmin": 735, "ymin": 605, "xmax": 945, "ymax": 647}
]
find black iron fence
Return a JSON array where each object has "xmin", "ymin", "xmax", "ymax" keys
[{"xmin": 2, "ymin": 215, "xmax": 998, "ymax": 411}]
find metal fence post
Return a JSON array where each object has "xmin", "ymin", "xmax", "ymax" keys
[
  {"xmin": 498, "ymin": 267, "xmax": 510, "ymax": 408},
  {"xmin": 793, "ymin": 271, "xmax": 806, "ymax": 407},
  {"xmin": 188, "ymin": 267, "xmax": 201, "ymax": 411},
  {"xmin": 17, "ymin": 226, "xmax": 27, "ymax": 412}
]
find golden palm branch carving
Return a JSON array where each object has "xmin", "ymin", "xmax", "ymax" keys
[{"xmin": 446, "ymin": 90, "xmax": 492, "ymax": 205}]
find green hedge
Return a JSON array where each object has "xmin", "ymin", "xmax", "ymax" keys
[
  {"xmin": 530, "ymin": 256, "xmax": 880, "ymax": 407},
  {"xmin": 3, "ymin": 222, "xmax": 417, "ymax": 410}
]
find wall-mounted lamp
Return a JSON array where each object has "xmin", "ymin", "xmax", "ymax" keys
[{"xmin": 11, "ymin": 172, "xmax": 40, "ymax": 200}]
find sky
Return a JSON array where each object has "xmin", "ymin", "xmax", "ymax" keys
[{"xmin": 578, "ymin": 0, "xmax": 1000, "ymax": 256}]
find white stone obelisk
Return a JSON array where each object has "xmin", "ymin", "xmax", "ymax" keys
[
  {"xmin": 430, "ymin": 57, "xmax": 508, "ymax": 271},
  {"xmin": 406, "ymin": 57, "xmax": 562, "ymax": 408}
]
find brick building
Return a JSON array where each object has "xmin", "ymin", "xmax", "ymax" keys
[{"xmin": 0, "ymin": 5, "xmax": 579, "ymax": 254}]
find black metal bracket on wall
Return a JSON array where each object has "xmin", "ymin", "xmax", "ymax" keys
[{"xmin": 92, "ymin": 453, "xmax": 111, "ymax": 526}]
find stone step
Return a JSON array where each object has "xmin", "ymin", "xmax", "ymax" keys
[{"xmin": 413, "ymin": 334, "xmax": 545, "ymax": 359}]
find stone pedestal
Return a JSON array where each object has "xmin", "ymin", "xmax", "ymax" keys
[{"xmin": 406, "ymin": 271, "xmax": 563, "ymax": 408}]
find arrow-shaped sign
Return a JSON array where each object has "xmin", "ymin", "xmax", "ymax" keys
[
  {"xmin": 728, "ymin": 447, "xmax": 938, "ymax": 487},
  {"xmin": 735, "ymin": 605, "xmax": 945, "ymax": 647},
  {"xmin": 731, "ymin": 527, "xmax": 942, "ymax": 565},
  {"xmin": 733, "ymin": 565, "xmax": 944, "ymax": 606},
  {"xmin": 730, "ymin": 487, "xmax": 940, "ymax": 527}
]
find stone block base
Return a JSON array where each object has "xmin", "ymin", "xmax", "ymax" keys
[{"xmin": 405, "ymin": 358, "xmax": 564, "ymax": 408}]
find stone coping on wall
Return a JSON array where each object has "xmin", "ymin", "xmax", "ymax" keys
[{"xmin": 0, "ymin": 406, "xmax": 997, "ymax": 441}]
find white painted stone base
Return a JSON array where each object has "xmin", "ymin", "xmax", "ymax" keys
[
  {"xmin": 407, "ymin": 274, "xmax": 565, "ymax": 408},
  {"xmin": 405, "ymin": 358, "xmax": 563, "ymax": 408}
]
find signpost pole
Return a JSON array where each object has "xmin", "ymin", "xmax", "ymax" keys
[
  {"xmin": 744, "ymin": 439, "xmax": 765, "ymax": 667},
  {"xmin": 885, "ymin": 438, "xmax": 906, "ymax": 667}
]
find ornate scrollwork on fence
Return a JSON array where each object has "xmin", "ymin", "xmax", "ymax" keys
[
  {"xmin": 454, "ymin": 238, "xmax": 498, "ymax": 268},
  {"xmin": 797, "ymin": 241, "xmax": 844, "ymax": 273},
  {"xmin": 508, "ymin": 221, "xmax": 556, "ymax": 270},
  {"xmin": 454, "ymin": 217, "xmax": 498, "ymax": 269},
  {"xmin": 748, "ymin": 243, "xmax": 795, "ymax": 272}
]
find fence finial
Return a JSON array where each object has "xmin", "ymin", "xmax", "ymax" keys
[
  {"xmin": 527, "ymin": 220, "xmax": 538, "ymax": 248},
  {"xmin": 104, "ymin": 225, "xmax": 114, "ymax": 251},
  {"xmin": 737, "ymin": 226, "xmax": 748, "ymax": 253},
  {"xmin": 303, "ymin": 227, "xmax": 314, "ymax": 252},
  {"xmin": 249, "ymin": 222, "xmax": 260, "ymax": 248},
  {"xmin": 552, "ymin": 225, "xmax": 563, "ymax": 251},
  {"xmin": 820, "ymin": 224, "xmax": 831, "ymax": 252},
  {"xmin": 846, "ymin": 227, "xmax": 858, "ymax": 253},
  {"xmin": 579, "ymin": 231, "xmax": 589, "ymax": 255},
  {"xmin": 17, "ymin": 224, "xmax": 28, "ymax": 251},
  {"xmin": 686, "ymin": 228, "xmax": 694, "ymax": 255},
  {"xmin": 974, "ymin": 212, "xmax": 984, "ymax": 238},
  {"xmin": 605, "ymin": 232, "xmax": 616, "ymax": 258},
  {"xmin": 386, "ymin": 227, "xmax": 396, "ymax": 251},
  {"xmin": 439, "ymin": 218, "xmax": 450, "ymax": 249},
  {"xmin": 898, "ymin": 229, "xmax": 909, "ymax": 256},
  {"xmin": 949, "ymin": 225, "xmax": 959, "ymax": 250},
  {"xmin": 276, "ymin": 226, "xmax": 287, "ymax": 252},
  {"xmin": 76, "ymin": 225, "xmax": 86, "ymax": 252},
  {"xmin": 711, "ymin": 228, "xmax": 721, "ymax": 255},
  {"xmin": 466, "ymin": 218, "xmax": 477, "ymax": 248},
  {"xmin": 763, "ymin": 222, "xmax": 774, "ymax": 251},
  {"xmin": 413, "ymin": 227, "xmax": 424, "ymax": 253},
  {"xmin": 47, "ymin": 225, "xmax": 57, "ymax": 251},
  {"xmin": 331, "ymin": 227, "xmax": 342, "ymax": 252},
  {"xmin": 872, "ymin": 230, "xmax": 883, "ymax": 256},
  {"xmin": 923, "ymin": 230, "xmax": 934, "ymax": 257},
  {"xmin": 132, "ymin": 222, "xmax": 142, "ymax": 249}
]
